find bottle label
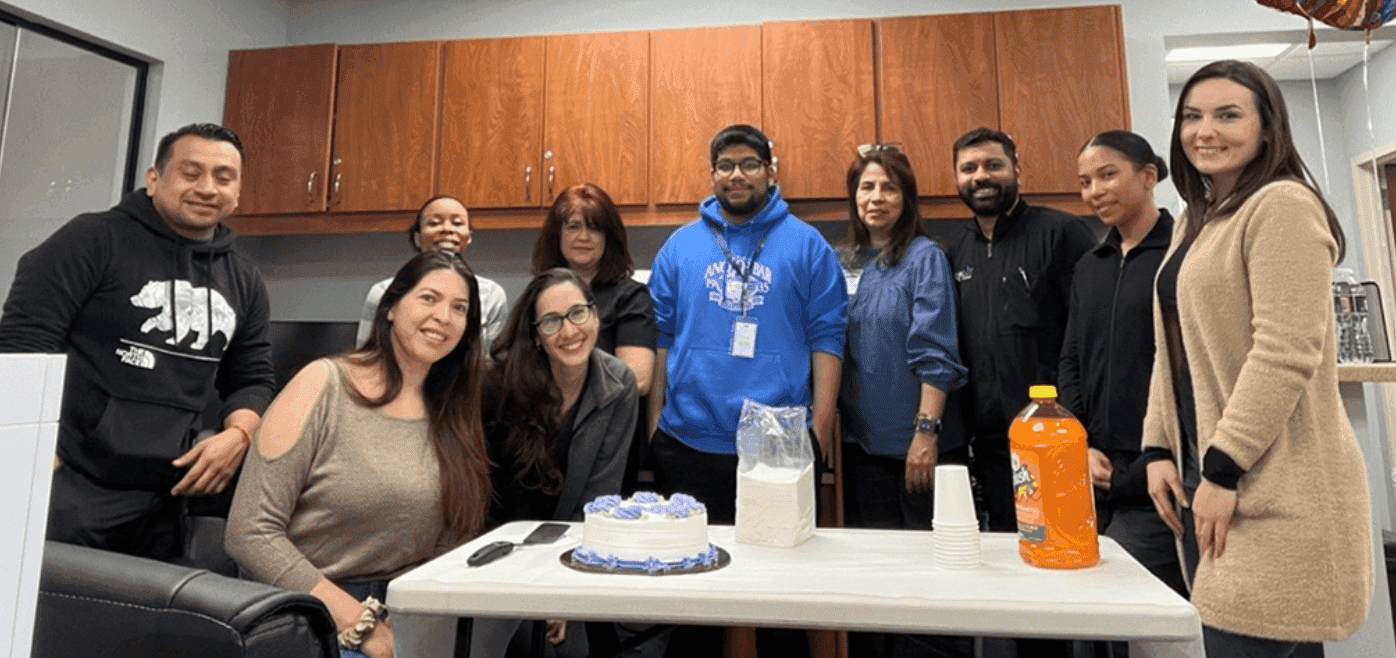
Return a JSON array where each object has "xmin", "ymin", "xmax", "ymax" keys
[{"xmin": 1011, "ymin": 447, "xmax": 1047, "ymax": 543}]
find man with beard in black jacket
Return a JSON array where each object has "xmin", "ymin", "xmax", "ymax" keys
[
  {"xmin": 943, "ymin": 127, "xmax": 1096, "ymax": 658},
  {"xmin": 944, "ymin": 128, "xmax": 1095, "ymax": 533},
  {"xmin": 0, "ymin": 123, "xmax": 274, "ymax": 560}
]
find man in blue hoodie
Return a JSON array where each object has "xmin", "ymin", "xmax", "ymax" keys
[
  {"xmin": 0, "ymin": 123, "xmax": 274, "ymax": 560},
  {"xmin": 647, "ymin": 124, "xmax": 847, "ymax": 524},
  {"xmin": 647, "ymin": 124, "xmax": 847, "ymax": 658}
]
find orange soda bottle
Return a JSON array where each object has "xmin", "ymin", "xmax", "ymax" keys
[{"xmin": 1008, "ymin": 385, "xmax": 1099, "ymax": 568}]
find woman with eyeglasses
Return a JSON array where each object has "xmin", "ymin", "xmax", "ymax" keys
[
  {"xmin": 483, "ymin": 267, "xmax": 640, "ymax": 653},
  {"xmin": 227, "ymin": 250, "xmax": 491, "ymax": 658},
  {"xmin": 1145, "ymin": 60, "xmax": 1371, "ymax": 655},
  {"xmin": 532, "ymin": 184, "xmax": 656, "ymax": 495}
]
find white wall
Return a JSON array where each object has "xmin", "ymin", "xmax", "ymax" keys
[
  {"xmin": 0, "ymin": 0, "xmax": 289, "ymax": 171},
  {"xmin": 1337, "ymin": 37, "xmax": 1396, "ymax": 172}
]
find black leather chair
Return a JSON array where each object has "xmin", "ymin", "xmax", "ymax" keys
[{"xmin": 33, "ymin": 541, "xmax": 338, "ymax": 658}]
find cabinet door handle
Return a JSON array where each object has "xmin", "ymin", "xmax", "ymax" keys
[
  {"xmin": 306, "ymin": 171, "xmax": 316, "ymax": 197},
  {"xmin": 525, "ymin": 166, "xmax": 532, "ymax": 203},
  {"xmin": 330, "ymin": 158, "xmax": 342, "ymax": 204},
  {"xmin": 547, "ymin": 166, "xmax": 555, "ymax": 200}
]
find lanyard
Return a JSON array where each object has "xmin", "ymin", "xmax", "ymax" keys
[{"xmin": 704, "ymin": 217, "xmax": 765, "ymax": 316}]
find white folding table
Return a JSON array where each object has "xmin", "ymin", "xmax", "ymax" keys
[{"xmin": 388, "ymin": 522, "xmax": 1203, "ymax": 658}]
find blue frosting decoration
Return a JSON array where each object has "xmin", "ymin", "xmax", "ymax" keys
[
  {"xmin": 571, "ymin": 544, "xmax": 719, "ymax": 573},
  {"xmin": 633, "ymin": 491, "xmax": 661, "ymax": 504},
  {"xmin": 584, "ymin": 495, "xmax": 624, "ymax": 514}
]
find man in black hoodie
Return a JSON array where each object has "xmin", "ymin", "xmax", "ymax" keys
[{"xmin": 0, "ymin": 123, "xmax": 274, "ymax": 560}]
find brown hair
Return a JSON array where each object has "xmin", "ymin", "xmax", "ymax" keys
[
  {"xmin": 1170, "ymin": 60, "xmax": 1344, "ymax": 262},
  {"xmin": 352, "ymin": 250, "xmax": 491, "ymax": 542},
  {"xmin": 532, "ymin": 183, "xmax": 634, "ymax": 288},
  {"xmin": 838, "ymin": 145, "xmax": 929, "ymax": 269}
]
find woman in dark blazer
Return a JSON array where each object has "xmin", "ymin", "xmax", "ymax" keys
[{"xmin": 483, "ymin": 267, "xmax": 639, "ymax": 656}]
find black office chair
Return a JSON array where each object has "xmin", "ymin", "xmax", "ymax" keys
[{"xmin": 33, "ymin": 541, "xmax": 338, "ymax": 658}]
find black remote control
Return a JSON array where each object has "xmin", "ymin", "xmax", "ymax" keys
[{"xmin": 467, "ymin": 540, "xmax": 515, "ymax": 567}]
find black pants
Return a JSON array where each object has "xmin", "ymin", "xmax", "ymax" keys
[
  {"xmin": 840, "ymin": 443, "xmax": 974, "ymax": 657},
  {"xmin": 46, "ymin": 464, "xmax": 182, "ymax": 560},
  {"xmin": 841, "ymin": 442, "xmax": 933, "ymax": 530},
  {"xmin": 1102, "ymin": 502, "xmax": 1188, "ymax": 598},
  {"xmin": 650, "ymin": 429, "xmax": 811, "ymax": 658},
  {"xmin": 968, "ymin": 438, "xmax": 1016, "ymax": 532}
]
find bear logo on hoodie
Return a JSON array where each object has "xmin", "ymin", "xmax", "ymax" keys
[{"xmin": 130, "ymin": 280, "xmax": 237, "ymax": 351}]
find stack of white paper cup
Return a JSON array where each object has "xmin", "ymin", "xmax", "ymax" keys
[{"xmin": 932, "ymin": 464, "xmax": 981, "ymax": 570}]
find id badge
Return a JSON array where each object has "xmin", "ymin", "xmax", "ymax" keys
[
  {"xmin": 730, "ymin": 317, "xmax": 758, "ymax": 358},
  {"xmin": 844, "ymin": 268, "xmax": 863, "ymax": 296}
]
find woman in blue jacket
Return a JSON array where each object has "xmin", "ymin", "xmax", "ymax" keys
[
  {"xmin": 837, "ymin": 144, "xmax": 966, "ymax": 528},
  {"xmin": 835, "ymin": 144, "xmax": 968, "ymax": 657}
]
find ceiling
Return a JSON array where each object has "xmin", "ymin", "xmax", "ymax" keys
[{"xmin": 1166, "ymin": 27, "xmax": 1396, "ymax": 84}]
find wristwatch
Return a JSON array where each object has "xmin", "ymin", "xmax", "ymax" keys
[{"xmin": 915, "ymin": 415, "xmax": 941, "ymax": 436}]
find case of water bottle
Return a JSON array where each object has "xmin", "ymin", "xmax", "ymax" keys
[{"xmin": 1333, "ymin": 268, "xmax": 1389, "ymax": 363}]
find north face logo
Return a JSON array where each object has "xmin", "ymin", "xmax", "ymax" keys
[
  {"xmin": 116, "ymin": 345, "xmax": 156, "ymax": 369},
  {"xmin": 130, "ymin": 280, "xmax": 237, "ymax": 351}
]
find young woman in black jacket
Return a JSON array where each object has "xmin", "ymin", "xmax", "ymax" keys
[{"xmin": 1058, "ymin": 130, "xmax": 1186, "ymax": 599}]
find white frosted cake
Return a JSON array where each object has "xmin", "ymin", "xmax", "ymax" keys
[{"xmin": 571, "ymin": 492, "xmax": 717, "ymax": 572}]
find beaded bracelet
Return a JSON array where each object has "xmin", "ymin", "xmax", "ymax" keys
[{"xmin": 337, "ymin": 596, "xmax": 387, "ymax": 651}]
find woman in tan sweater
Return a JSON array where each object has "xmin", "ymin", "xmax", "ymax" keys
[
  {"xmin": 228, "ymin": 250, "xmax": 492, "ymax": 658},
  {"xmin": 1144, "ymin": 59, "xmax": 1373, "ymax": 656}
]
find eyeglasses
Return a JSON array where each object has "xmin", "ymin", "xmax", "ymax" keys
[
  {"xmin": 534, "ymin": 302, "xmax": 595, "ymax": 336},
  {"xmin": 713, "ymin": 157, "xmax": 768, "ymax": 177},
  {"xmin": 856, "ymin": 142, "xmax": 903, "ymax": 158}
]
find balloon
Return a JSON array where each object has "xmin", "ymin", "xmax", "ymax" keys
[{"xmin": 1256, "ymin": 0, "xmax": 1394, "ymax": 32}]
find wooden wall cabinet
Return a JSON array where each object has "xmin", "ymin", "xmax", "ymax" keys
[
  {"xmin": 650, "ymin": 25, "xmax": 763, "ymax": 205},
  {"xmin": 438, "ymin": 37, "xmax": 546, "ymax": 208},
  {"xmin": 438, "ymin": 32, "xmax": 648, "ymax": 209},
  {"xmin": 330, "ymin": 41, "xmax": 442, "ymax": 212},
  {"xmin": 994, "ymin": 5, "xmax": 1130, "ymax": 194},
  {"xmin": 543, "ymin": 31, "xmax": 650, "ymax": 206},
  {"xmin": 878, "ymin": 6, "xmax": 1129, "ymax": 196},
  {"xmin": 762, "ymin": 20, "xmax": 876, "ymax": 200},
  {"xmin": 222, "ymin": 6, "xmax": 1127, "ymax": 233},
  {"xmin": 877, "ymin": 14, "xmax": 999, "ymax": 197},
  {"xmin": 223, "ymin": 44, "xmax": 336, "ymax": 215}
]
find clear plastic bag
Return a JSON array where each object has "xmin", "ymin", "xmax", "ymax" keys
[{"xmin": 734, "ymin": 398, "xmax": 815, "ymax": 547}]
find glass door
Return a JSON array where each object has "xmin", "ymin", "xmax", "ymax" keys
[{"xmin": 0, "ymin": 13, "xmax": 146, "ymax": 300}]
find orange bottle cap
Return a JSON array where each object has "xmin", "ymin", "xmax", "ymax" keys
[{"xmin": 1029, "ymin": 385, "xmax": 1057, "ymax": 399}]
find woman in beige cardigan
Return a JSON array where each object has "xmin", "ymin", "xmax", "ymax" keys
[{"xmin": 1144, "ymin": 59, "xmax": 1373, "ymax": 656}]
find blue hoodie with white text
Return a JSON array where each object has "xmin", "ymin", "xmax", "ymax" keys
[{"xmin": 649, "ymin": 185, "xmax": 847, "ymax": 453}]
